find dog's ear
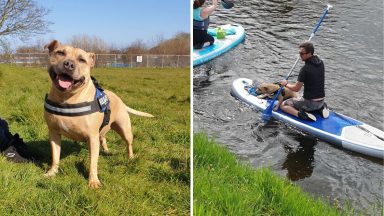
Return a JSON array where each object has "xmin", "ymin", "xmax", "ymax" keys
[
  {"xmin": 88, "ymin": 53, "xmax": 96, "ymax": 68},
  {"xmin": 44, "ymin": 40, "xmax": 60, "ymax": 53},
  {"xmin": 263, "ymin": 86, "xmax": 268, "ymax": 91}
]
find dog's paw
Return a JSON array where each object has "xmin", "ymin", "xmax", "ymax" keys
[
  {"xmin": 102, "ymin": 149, "xmax": 112, "ymax": 156},
  {"xmin": 44, "ymin": 168, "xmax": 58, "ymax": 177},
  {"xmin": 88, "ymin": 179, "xmax": 102, "ymax": 189}
]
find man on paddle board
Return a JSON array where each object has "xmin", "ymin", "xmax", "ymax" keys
[
  {"xmin": 280, "ymin": 42, "xmax": 329, "ymax": 122},
  {"xmin": 193, "ymin": 0, "xmax": 219, "ymax": 49}
]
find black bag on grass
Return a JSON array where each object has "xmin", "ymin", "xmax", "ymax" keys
[{"xmin": 0, "ymin": 118, "xmax": 31, "ymax": 163}]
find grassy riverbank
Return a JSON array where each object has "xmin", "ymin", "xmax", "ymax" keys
[
  {"xmin": 0, "ymin": 65, "xmax": 190, "ymax": 215},
  {"xmin": 193, "ymin": 133, "xmax": 356, "ymax": 216}
]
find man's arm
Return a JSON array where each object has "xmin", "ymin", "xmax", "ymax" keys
[{"xmin": 281, "ymin": 80, "xmax": 303, "ymax": 92}]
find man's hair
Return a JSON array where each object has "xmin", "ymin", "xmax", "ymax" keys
[
  {"xmin": 299, "ymin": 42, "xmax": 315, "ymax": 55},
  {"xmin": 194, "ymin": 0, "xmax": 205, "ymax": 9}
]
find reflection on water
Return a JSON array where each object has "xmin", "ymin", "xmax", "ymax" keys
[{"xmin": 282, "ymin": 135, "xmax": 317, "ymax": 181}]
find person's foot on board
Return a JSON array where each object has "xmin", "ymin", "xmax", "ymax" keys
[
  {"xmin": 320, "ymin": 103, "xmax": 329, "ymax": 118},
  {"xmin": 298, "ymin": 109, "xmax": 317, "ymax": 122}
]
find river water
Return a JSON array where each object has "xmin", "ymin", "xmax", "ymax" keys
[{"xmin": 193, "ymin": 0, "xmax": 383, "ymax": 214}]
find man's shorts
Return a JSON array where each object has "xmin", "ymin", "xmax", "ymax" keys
[{"xmin": 283, "ymin": 97, "xmax": 324, "ymax": 112}]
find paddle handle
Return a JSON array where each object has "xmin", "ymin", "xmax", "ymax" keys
[
  {"xmin": 285, "ymin": 4, "xmax": 332, "ymax": 80},
  {"xmin": 311, "ymin": 4, "xmax": 332, "ymax": 39}
]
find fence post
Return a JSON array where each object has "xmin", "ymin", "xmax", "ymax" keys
[
  {"xmin": 146, "ymin": 55, "xmax": 148, "ymax": 68},
  {"xmin": 177, "ymin": 55, "xmax": 180, "ymax": 68},
  {"xmin": 162, "ymin": 55, "xmax": 164, "ymax": 68}
]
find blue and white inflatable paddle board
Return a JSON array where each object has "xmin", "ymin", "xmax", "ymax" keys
[
  {"xmin": 231, "ymin": 78, "xmax": 384, "ymax": 159},
  {"xmin": 193, "ymin": 24, "xmax": 245, "ymax": 66}
]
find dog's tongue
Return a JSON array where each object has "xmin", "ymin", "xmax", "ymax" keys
[{"xmin": 58, "ymin": 75, "xmax": 73, "ymax": 89}]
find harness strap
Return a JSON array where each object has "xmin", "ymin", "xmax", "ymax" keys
[
  {"xmin": 272, "ymin": 87, "xmax": 285, "ymax": 97},
  {"xmin": 95, "ymin": 87, "xmax": 111, "ymax": 131},
  {"xmin": 100, "ymin": 108, "xmax": 111, "ymax": 131},
  {"xmin": 44, "ymin": 77, "xmax": 111, "ymax": 131},
  {"xmin": 44, "ymin": 96, "xmax": 100, "ymax": 116}
]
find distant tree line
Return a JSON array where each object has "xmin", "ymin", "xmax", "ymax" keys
[{"xmin": 15, "ymin": 32, "xmax": 190, "ymax": 55}]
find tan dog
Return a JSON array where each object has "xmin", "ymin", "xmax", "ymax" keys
[
  {"xmin": 43, "ymin": 40, "xmax": 153, "ymax": 188},
  {"xmin": 256, "ymin": 83, "xmax": 297, "ymax": 111}
]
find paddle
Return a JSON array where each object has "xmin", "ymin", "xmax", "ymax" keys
[{"xmin": 262, "ymin": 4, "xmax": 333, "ymax": 122}]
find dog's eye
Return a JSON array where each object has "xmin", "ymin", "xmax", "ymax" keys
[
  {"xmin": 56, "ymin": 50, "xmax": 65, "ymax": 56},
  {"xmin": 78, "ymin": 58, "xmax": 87, "ymax": 63}
]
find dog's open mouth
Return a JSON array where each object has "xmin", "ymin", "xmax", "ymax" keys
[
  {"xmin": 57, "ymin": 74, "xmax": 74, "ymax": 89},
  {"xmin": 49, "ymin": 68, "xmax": 85, "ymax": 91}
]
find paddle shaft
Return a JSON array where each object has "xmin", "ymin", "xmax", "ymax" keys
[{"xmin": 266, "ymin": 5, "xmax": 332, "ymax": 111}]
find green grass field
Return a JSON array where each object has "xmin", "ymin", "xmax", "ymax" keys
[
  {"xmin": 0, "ymin": 64, "xmax": 190, "ymax": 215},
  {"xmin": 193, "ymin": 133, "xmax": 360, "ymax": 216}
]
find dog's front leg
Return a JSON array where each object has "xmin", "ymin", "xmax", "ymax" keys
[
  {"xmin": 274, "ymin": 96, "xmax": 284, "ymax": 111},
  {"xmin": 88, "ymin": 136, "xmax": 102, "ymax": 188},
  {"xmin": 45, "ymin": 131, "xmax": 61, "ymax": 177}
]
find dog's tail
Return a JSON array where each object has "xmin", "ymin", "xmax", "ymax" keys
[{"xmin": 125, "ymin": 106, "xmax": 154, "ymax": 118}]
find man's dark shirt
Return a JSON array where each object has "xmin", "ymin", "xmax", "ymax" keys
[{"xmin": 297, "ymin": 55, "xmax": 325, "ymax": 99}]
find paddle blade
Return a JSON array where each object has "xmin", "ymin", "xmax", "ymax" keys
[
  {"xmin": 221, "ymin": 0, "xmax": 234, "ymax": 9},
  {"xmin": 262, "ymin": 104, "xmax": 273, "ymax": 121}
]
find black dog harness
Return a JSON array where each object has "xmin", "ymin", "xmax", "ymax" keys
[
  {"xmin": 272, "ymin": 82, "xmax": 286, "ymax": 97},
  {"xmin": 272, "ymin": 88, "xmax": 286, "ymax": 97},
  {"xmin": 44, "ymin": 77, "xmax": 111, "ymax": 131}
]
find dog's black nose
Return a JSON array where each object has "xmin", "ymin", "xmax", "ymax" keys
[{"xmin": 63, "ymin": 60, "xmax": 75, "ymax": 71}]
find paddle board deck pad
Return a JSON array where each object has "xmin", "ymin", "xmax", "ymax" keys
[
  {"xmin": 193, "ymin": 24, "xmax": 245, "ymax": 66},
  {"xmin": 231, "ymin": 78, "xmax": 384, "ymax": 159}
]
